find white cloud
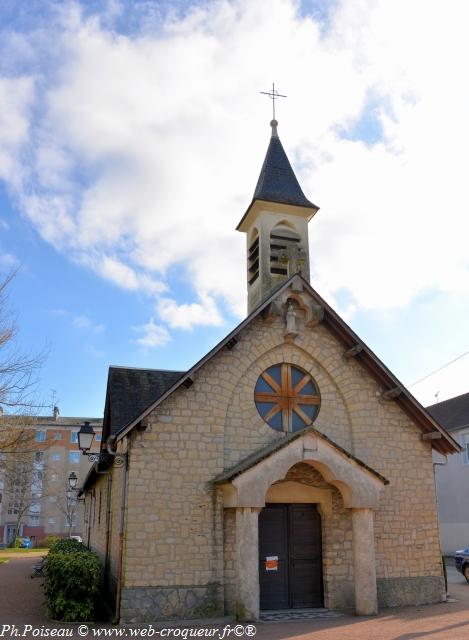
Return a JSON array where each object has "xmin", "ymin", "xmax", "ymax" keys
[
  {"xmin": 158, "ymin": 293, "xmax": 223, "ymax": 330},
  {"xmin": 133, "ymin": 318, "xmax": 171, "ymax": 348},
  {"xmin": 72, "ymin": 314, "xmax": 105, "ymax": 334},
  {"xmin": 1, "ymin": 0, "xmax": 469, "ymax": 335},
  {"xmin": 0, "ymin": 75, "xmax": 34, "ymax": 186},
  {"xmin": 410, "ymin": 353, "xmax": 469, "ymax": 409},
  {"xmin": 46, "ymin": 308, "xmax": 105, "ymax": 334},
  {"xmin": 0, "ymin": 251, "xmax": 19, "ymax": 269},
  {"xmin": 85, "ymin": 344, "xmax": 105, "ymax": 358}
]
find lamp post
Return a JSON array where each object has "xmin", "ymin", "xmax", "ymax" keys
[
  {"xmin": 77, "ymin": 421, "xmax": 126, "ymax": 467},
  {"xmin": 66, "ymin": 472, "xmax": 79, "ymax": 538}
]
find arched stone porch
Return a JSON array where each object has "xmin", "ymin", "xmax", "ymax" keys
[{"xmin": 215, "ymin": 428, "xmax": 388, "ymax": 620}]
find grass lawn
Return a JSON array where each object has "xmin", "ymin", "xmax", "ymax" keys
[
  {"xmin": 0, "ymin": 548, "xmax": 48, "ymax": 557},
  {"xmin": 0, "ymin": 558, "xmax": 8, "ymax": 564}
]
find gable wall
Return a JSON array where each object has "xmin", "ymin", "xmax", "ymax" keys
[{"xmin": 119, "ymin": 296, "xmax": 443, "ymax": 620}]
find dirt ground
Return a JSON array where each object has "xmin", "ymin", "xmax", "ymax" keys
[{"xmin": 1, "ymin": 558, "xmax": 469, "ymax": 639}]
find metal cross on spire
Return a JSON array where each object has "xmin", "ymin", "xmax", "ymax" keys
[{"xmin": 260, "ymin": 82, "xmax": 287, "ymax": 120}]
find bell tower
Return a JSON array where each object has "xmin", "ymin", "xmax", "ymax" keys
[{"xmin": 236, "ymin": 119, "xmax": 319, "ymax": 313}]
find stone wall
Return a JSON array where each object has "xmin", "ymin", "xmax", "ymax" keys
[
  {"xmin": 85, "ymin": 444, "xmax": 127, "ymax": 611},
  {"xmin": 223, "ymin": 509, "xmax": 236, "ymax": 616},
  {"xmin": 96, "ymin": 283, "xmax": 444, "ymax": 620}
]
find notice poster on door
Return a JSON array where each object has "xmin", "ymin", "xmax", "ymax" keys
[{"xmin": 265, "ymin": 556, "xmax": 278, "ymax": 571}]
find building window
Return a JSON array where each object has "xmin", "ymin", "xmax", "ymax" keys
[
  {"xmin": 70, "ymin": 432, "xmax": 78, "ymax": 444},
  {"xmin": 54, "ymin": 432, "xmax": 62, "ymax": 440},
  {"xmin": 95, "ymin": 434, "xmax": 102, "ymax": 442},
  {"xmin": 48, "ymin": 518, "xmax": 56, "ymax": 524},
  {"xmin": 36, "ymin": 431, "xmax": 46, "ymax": 443},
  {"xmin": 35, "ymin": 452, "xmax": 44, "ymax": 462},
  {"xmin": 255, "ymin": 363, "xmax": 321, "ymax": 433},
  {"xmin": 69, "ymin": 451, "xmax": 80, "ymax": 464},
  {"xmin": 51, "ymin": 453, "xmax": 61, "ymax": 462}
]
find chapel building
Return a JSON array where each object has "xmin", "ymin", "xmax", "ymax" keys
[{"xmin": 81, "ymin": 119, "xmax": 459, "ymax": 623}]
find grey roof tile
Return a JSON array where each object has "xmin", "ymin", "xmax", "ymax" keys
[
  {"xmin": 107, "ymin": 366, "xmax": 185, "ymax": 435},
  {"xmin": 252, "ymin": 131, "xmax": 317, "ymax": 209},
  {"xmin": 426, "ymin": 392, "xmax": 469, "ymax": 431}
]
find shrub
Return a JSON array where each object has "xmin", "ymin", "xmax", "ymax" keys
[
  {"xmin": 44, "ymin": 550, "xmax": 100, "ymax": 622},
  {"xmin": 49, "ymin": 538, "xmax": 88, "ymax": 555},
  {"xmin": 39, "ymin": 535, "xmax": 61, "ymax": 549}
]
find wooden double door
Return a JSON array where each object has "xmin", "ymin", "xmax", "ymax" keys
[{"xmin": 258, "ymin": 503, "xmax": 323, "ymax": 610}]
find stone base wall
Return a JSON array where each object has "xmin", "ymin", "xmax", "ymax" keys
[
  {"xmin": 377, "ymin": 576, "xmax": 446, "ymax": 608},
  {"xmin": 120, "ymin": 584, "xmax": 223, "ymax": 623},
  {"xmin": 223, "ymin": 509, "xmax": 236, "ymax": 615}
]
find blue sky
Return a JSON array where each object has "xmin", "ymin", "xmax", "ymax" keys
[{"xmin": 1, "ymin": 0, "xmax": 469, "ymax": 418}]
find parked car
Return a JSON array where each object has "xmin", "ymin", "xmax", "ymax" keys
[
  {"xmin": 69, "ymin": 535, "xmax": 82, "ymax": 543},
  {"xmin": 455, "ymin": 548, "xmax": 469, "ymax": 581},
  {"xmin": 18, "ymin": 537, "xmax": 33, "ymax": 549}
]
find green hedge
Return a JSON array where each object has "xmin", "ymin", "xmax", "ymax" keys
[
  {"xmin": 39, "ymin": 535, "xmax": 61, "ymax": 549},
  {"xmin": 44, "ymin": 549, "xmax": 100, "ymax": 622},
  {"xmin": 49, "ymin": 538, "xmax": 88, "ymax": 555}
]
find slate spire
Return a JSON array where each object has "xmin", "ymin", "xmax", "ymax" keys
[
  {"xmin": 252, "ymin": 119, "xmax": 317, "ymax": 210},
  {"xmin": 237, "ymin": 118, "xmax": 319, "ymax": 314}
]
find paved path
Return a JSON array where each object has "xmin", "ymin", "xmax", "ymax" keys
[
  {"xmin": 0, "ymin": 558, "xmax": 468, "ymax": 639},
  {"xmin": 255, "ymin": 566, "xmax": 469, "ymax": 640},
  {"xmin": 0, "ymin": 556, "xmax": 48, "ymax": 624}
]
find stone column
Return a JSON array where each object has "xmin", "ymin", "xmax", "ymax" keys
[
  {"xmin": 352, "ymin": 508, "xmax": 378, "ymax": 615},
  {"xmin": 235, "ymin": 507, "xmax": 261, "ymax": 621}
]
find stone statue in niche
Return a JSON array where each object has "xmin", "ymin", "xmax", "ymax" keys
[{"xmin": 284, "ymin": 301, "xmax": 299, "ymax": 338}]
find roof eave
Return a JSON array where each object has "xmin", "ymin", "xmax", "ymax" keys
[
  {"xmin": 236, "ymin": 198, "xmax": 319, "ymax": 232},
  {"xmin": 114, "ymin": 273, "xmax": 460, "ymax": 456}
]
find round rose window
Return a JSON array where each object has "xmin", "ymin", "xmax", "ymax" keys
[{"xmin": 255, "ymin": 363, "xmax": 320, "ymax": 433}]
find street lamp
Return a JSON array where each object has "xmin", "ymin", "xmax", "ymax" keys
[
  {"xmin": 65, "ymin": 474, "xmax": 79, "ymax": 538},
  {"xmin": 68, "ymin": 472, "xmax": 78, "ymax": 491},
  {"xmin": 77, "ymin": 421, "xmax": 126, "ymax": 467},
  {"xmin": 77, "ymin": 421, "xmax": 95, "ymax": 453}
]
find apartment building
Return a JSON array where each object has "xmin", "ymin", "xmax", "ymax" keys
[{"xmin": 0, "ymin": 407, "xmax": 102, "ymax": 546}]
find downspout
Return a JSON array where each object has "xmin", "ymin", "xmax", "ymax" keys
[
  {"xmin": 433, "ymin": 453, "xmax": 448, "ymax": 595},
  {"xmin": 107, "ymin": 435, "xmax": 128, "ymax": 623},
  {"xmin": 103, "ymin": 473, "xmax": 112, "ymax": 588}
]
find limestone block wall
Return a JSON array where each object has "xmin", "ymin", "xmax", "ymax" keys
[
  {"xmin": 120, "ymin": 392, "xmax": 226, "ymax": 623},
  {"xmin": 117, "ymin": 287, "xmax": 444, "ymax": 619},
  {"xmin": 222, "ymin": 509, "xmax": 236, "ymax": 616},
  {"xmin": 85, "ymin": 473, "xmax": 108, "ymax": 561},
  {"xmin": 84, "ymin": 449, "xmax": 127, "ymax": 609}
]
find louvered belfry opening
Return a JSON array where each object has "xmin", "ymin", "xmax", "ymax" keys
[
  {"xmin": 248, "ymin": 233, "xmax": 260, "ymax": 285},
  {"xmin": 270, "ymin": 225, "xmax": 301, "ymax": 276}
]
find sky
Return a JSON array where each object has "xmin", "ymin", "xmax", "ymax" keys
[{"xmin": 1, "ymin": 0, "xmax": 469, "ymax": 418}]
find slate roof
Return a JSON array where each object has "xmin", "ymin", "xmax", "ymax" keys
[
  {"xmin": 212, "ymin": 425, "xmax": 389, "ymax": 485},
  {"xmin": 104, "ymin": 366, "xmax": 185, "ymax": 436},
  {"xmin": 426, "ymin": 392, "xmax": 469, "ymax": 432},
  {"xmin": 251, "ymin": 130, "xmax": 317, "ymax": 210}
]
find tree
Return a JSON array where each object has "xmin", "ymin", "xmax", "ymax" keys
[
  {"xmin": 0, "ymin": 270, "xmax": 47, "ymax": 544},
  {"xmin": 2, "ymin": 449, "xmax": 45, "ymax": 544},
  {"xmin": 0, "ymin": 270, "xmax": 45, "ymax": 455},
  {"xmin": 55, "ymin": 491, "xmax": 79, "ymax": 537}
]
